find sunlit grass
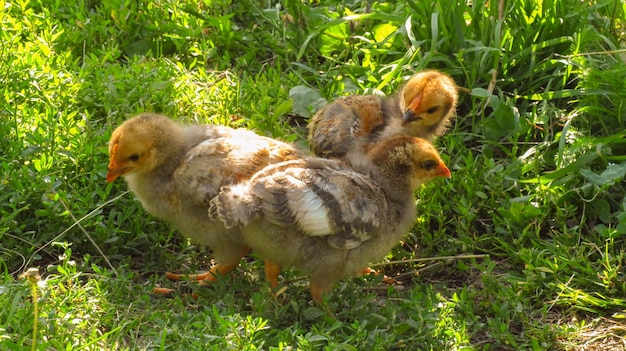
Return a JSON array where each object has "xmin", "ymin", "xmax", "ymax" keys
[{"xmin": 0, "ymin": 0, "xmax": 625, "ymax": 349}]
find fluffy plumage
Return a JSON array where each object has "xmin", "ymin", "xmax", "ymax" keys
[
  {"xmin": 209, "ymin": 135, "xmax": 451, "ymax": 302},
  {"xmin": 307, "ymin": 70, "xmax": 458, "ymax": 166},
  {"xmin": 106, "ymin": 113, "xmax": 303, "ymax": 283}
]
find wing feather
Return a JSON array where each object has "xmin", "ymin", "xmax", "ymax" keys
[
  {"xmin": 244, "ymin": 160, "xmax": 387, "ymax": 249},
  {"xmin": 174, "ymin": 131, "xmax": 300, "ymax": 208}
]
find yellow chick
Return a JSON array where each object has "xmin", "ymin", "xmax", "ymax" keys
[
  {"xmin": 307, "ymin": 70, "xmax": 458, "ymax": 166},
  {"xmin": 107, "ymin": 113, "xmax": 304, "ymax": 285}
]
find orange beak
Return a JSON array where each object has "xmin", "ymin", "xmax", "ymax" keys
[
  {"xmin": 106, "ymin": 161, "xmax": 123, "ymax": 183},
  {"xmin": 106, "ymin": 143, "xmax": 122, "ymax": 183},
  {"xmin": 437, "ymin": 162, "xmax": 451, "ymax": 178},
  {"xmin": 402, "ymin": 94, "xmax": 423, "ymax": 124}
]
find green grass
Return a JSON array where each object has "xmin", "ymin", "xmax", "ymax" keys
[{"xmin": 1, "ymin": 0, "xmax": 626, "ymax": 349}]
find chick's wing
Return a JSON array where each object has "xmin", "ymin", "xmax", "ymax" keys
[
  {"xmin": 249, "ymin": 160, "xmax": 388, "ymax": 250},
  {"xmin": 172, "ymin": 139, "xmax": 239, "ymax": 207},
  {"xmin": 308, "ymin": 102, "xmax": 355, "ymax": 158},
  {"xmin": 308, "ymin": 95, "xmax": 387, "ymax": 158},
  {"xmin": 173, "ymin": 130, "xmax": 299, "ymax": 208}
]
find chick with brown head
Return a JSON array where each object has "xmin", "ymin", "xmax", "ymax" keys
[{"xmin": 209, "ymin": 135, "xmax": 450, "ymax": 303}]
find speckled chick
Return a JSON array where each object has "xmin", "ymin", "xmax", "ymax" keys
[
  {"xmin": 106, "ymin": 113, "xmax": 304, "ymax": 283},
  {"xmin": 209, "ymin": 135, "xmax": 451, "ymax": 302},
  {"xmin": 307, "ymin": 70, "xmax": 457, "ymax": 166}
]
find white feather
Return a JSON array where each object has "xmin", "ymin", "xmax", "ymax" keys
[{"xmin": 283, "ymin": 172, "xmax": 334, "ymax": 236}]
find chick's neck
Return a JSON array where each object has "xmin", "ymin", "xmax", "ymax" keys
[
  {"xmin": 369, "ymin": 155, "xmax": 412, "ymax": 199},
  {"xmin": 146, "ymin": 126, "xmax": 189, "ymax": 178}
]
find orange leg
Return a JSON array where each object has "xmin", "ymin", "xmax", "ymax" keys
[
  {"xmin": 264, "ymin": 259, "xmax": 282, "ymax": 293},
  {"xmin": 165, "ymin": 270, "xmax": 212, "ymax": 282},
  {"xmin": 309, "ymin": 282, "xmax": 331, "ymax": 304},
  {"xmin": 197, "ymin": 262, "xmax": 241, "ymax": 286},
  {"xmin": 154, "ymin": 261, "xmax": 242, "ymax": 297},
  {"xmin": 361, "ymin": 267, "xmax": 398, "ymax": 285},
  {"xmin": 152, "ymin": 287, "xmax": 199, "ymax": 299},
  {"xmin": 153, "ymin": 247, "xmax": 249, "ymax": 298},
  {"xmin": 165, "ymin": 261, "xmax": 240, "ymax": 284},
  {"xmin": 163, "ymin": 247, "xmax": 249, "ymax": 283},
  {"xmin": 153, "ymin": 287, "xmax": 176, "ymax": 296}
]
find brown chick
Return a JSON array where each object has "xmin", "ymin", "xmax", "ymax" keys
[
  {"xmin": 106, "ymin": 113, "xmax": 303, "ymax": 284},
  {"xmin": 307, "ymin": 70, "xmax": 458, "ymax": 166},
  {"xmin": 209, "ymin": 135, "xmax": 451, "ymax": 303}
]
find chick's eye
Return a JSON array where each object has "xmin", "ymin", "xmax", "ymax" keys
[
  {"xmin": 426, "ymin": 106, "xmax": 441, "ymax": 114},
  {"xmin": 128, "ymin": 154, "xmax": 140, "ymax": 162},
  {"xmin": 421, "ymin": 160, "xmax": 437, "ymax": 171}
]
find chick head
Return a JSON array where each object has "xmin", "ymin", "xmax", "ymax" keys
[
  {"xmin": 400, "ymin": 70, "xmax": 458, "ymax": 135},
  {"xmin": 369, "ymin": 135, "xmax": 451, "ymax": 189},
  {"xmin": 106, "ymin": 113, "xmax": 177, "ymax": 182}
]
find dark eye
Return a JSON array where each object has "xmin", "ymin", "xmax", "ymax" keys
[
  {"xmin": 426, "ymin": 106, "xmax": 441, "ymax": 114},
  {"xmin": 421, "ymin": 160, "xmax": 436, "ymax": 171},
  {"xmin": 128, "ymin": 154, "xmax": 140, "ymax": 162}
]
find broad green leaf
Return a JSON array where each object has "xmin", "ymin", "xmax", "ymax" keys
[
  {"xmin": 470, "ymin": 88, "xmax": 492, "ymax": 98},
  {"xmin": 373, "ymin": 23, "xmax": 398, "ymax": 44},
  {"xmin": 302, "ymin": 306, "xmax": 324, "ymax": 320},
  {"xmin": 594, "ymin": 199, "xmax": 612, "ymax": 223},
  {"xmin": 579, "ymin": 169, "xmax": 605, "ymax": 186},
  {"xmin": 150, "ymin": 81, "xmax": 172, "ymax": 90},
  {"xmin": 289, "ymin": 85, "xmax": 327, "ymax": 118},
  {"xmin": 600, "ymin": 162, "xmax": 626, "ymax": 183}
]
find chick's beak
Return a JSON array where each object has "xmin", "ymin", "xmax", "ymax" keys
[
  {"xmin": 436, "ymin": 163, "xmax": 451, "ymax": 178},
  {"xmin": 402, "ymin": 110, "xmax": 415, "ymax": 125},
  {"xmin": 106, "ymin": 165, "xmax": 122, "ymax": 183},
  {"xmin": 402, "ymin": 94, "xmax": 422, "ymax": 125},
  {"xmin": 106, "ymin": 157, "xmax": 124, "ymax": 183}
]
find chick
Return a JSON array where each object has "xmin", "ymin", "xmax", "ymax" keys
[
  {"xmin": 209, "ymin": 135, "xmax": 451, "ymax": 302},
  {"xmin": 307, "ymin": 70, "xmax": 458, "ymax": 166},
  {"xmin": 106, "ymin": 113, "xmax": 303, "ymax": 284}
]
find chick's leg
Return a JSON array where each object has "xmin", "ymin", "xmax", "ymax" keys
[
  {"xmin": 361, "ymin": 267, "xmax": 398, "ymax": 284},
  {"xmin": 264, "ymin": 259, "xmax": 282, "ymax": 292},
  {"xmin": 309, "ymin": 279, "xmax": 333, "ymax": 304},
  {"xmin": 163, "ymin": 262, "xmax": 238, "ymax": 283},
  {"xmin": 197, "ymin": 262, "xmax": 240, "ymax": 285},
  {"xmin": 154, "ymin": 261, "xmax": 241, "ymax": 298},
  {"xmin": 164, "ymin": 247, "xmax": 250, "ymax": 283}
]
